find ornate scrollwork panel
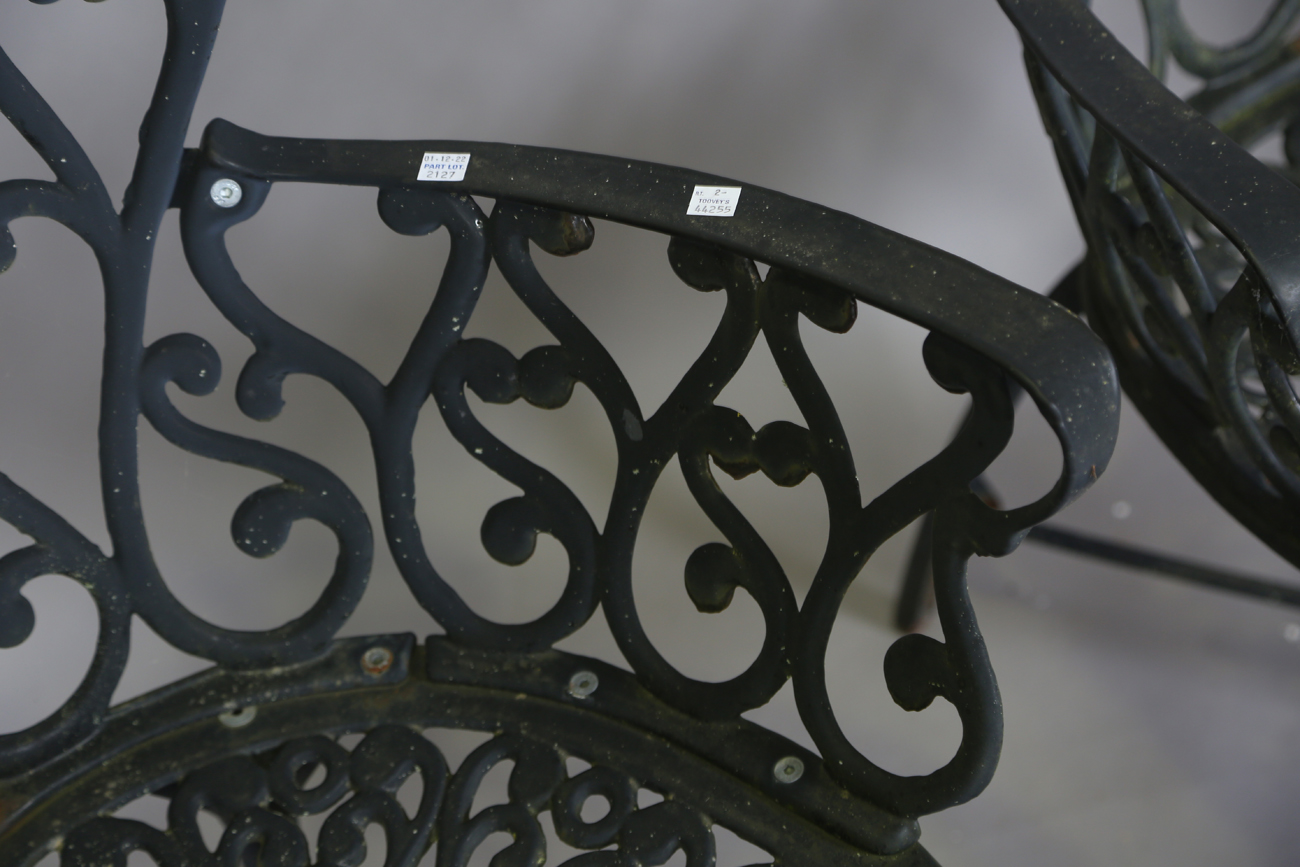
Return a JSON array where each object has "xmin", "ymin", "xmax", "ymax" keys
[{"xmin": 1, "ymin": 2, "xmax": 1118, "ymax": 864}]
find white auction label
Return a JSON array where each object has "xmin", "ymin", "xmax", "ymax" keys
[
  {"xmin": 417, "ymin": 152, "xmax": 470, "ymax": 182},
  {"xmin": 687, "ymin": 185, "xmax": 741, "ymax": 217}
]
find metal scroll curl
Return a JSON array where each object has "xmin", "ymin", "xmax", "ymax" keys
[
  {"xmin": 0, "ymin": 0, "xmax": 229, "ymax": 773},
  {"xmin": 61, "ymin": 726, "xmax": 449, "ymax": 867},
  {"xmin": 0, "ymin": 483, "xmax": 128, "ymax": 776},
  {"xmin": 794, "ymin": 334, "xmax": 1016, "ymax": 818},
  {"xmin": 137, "ymin": 331, "xmax": 374, "ymax": 664}
]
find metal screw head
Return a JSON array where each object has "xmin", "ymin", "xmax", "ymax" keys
[
  {"xmin": 361, "ymin": 646, "xmax": 394, "ymax": 677},
  {"xmin": 567, "ymin": 670, "xmax": 599, "ymax": 698},
  {"xmin": 773, "ymin": 756, "xmax": 804, "ymax": 784},
  {"xmin": 210, "ymin": 178, "xmax": 243, "ymax": 208},
  {"xmin": 218, "ymin": 706, "xmax": 257, "ymax": 728}
]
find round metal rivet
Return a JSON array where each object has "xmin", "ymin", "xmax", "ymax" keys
[
  {"xmin": 361, "ymin": 646, "xmax": 394, "ymax": 677},
  {"xmin": 567, "ymin": 670, "xmax": 599, "ymax": 698},
  {"xmin": 210, "ymin": 178, "xmax": 243, "ymax": 208},
  {"xmin": 773, "ymin": 756, "xmax": 804, "ymax": 784},
  {"xmin": 218, "ymin": 706, "xmax": 257, "ymax": 728}
]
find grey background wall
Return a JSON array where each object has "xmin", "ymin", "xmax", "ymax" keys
[{"xmin": 1, "ymin": 1, "xmax": 1297, "ymax": 865}]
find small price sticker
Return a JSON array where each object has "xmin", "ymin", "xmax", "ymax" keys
[
  {"xmin": 417, "ymin": 152, "xmax": 470, "ymax": 182},
  {"xmin": 687, "ymin": 185, "xmax": 741, "ymax": 217}
]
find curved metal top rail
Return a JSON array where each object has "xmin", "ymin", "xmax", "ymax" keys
[
  {"xmin": 1000, "ymin": 0, "xmax": 1300, "ymax": 345},
  {"xmin": 200, "ymin": 118, "xmax": 1120, "ymax": 510}
]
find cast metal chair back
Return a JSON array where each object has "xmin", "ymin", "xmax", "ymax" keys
[{"xmin": 0, "ymin": 2, "xmax": 1116, "ymax": 865}]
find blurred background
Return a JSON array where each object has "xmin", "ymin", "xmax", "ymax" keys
[{"xmin": 1, "ymin": 0, "xmax": 1298, "ymax": 864}]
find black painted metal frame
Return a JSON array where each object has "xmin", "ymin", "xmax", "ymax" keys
[
  {"xmin": 0, "ymin": 2, "xmax": 1118, "ymax": 865},
  {"xmin": 1015, "ymin": 0, "xmax": 1300, "ymax": 576},
  {"xmin": 899, "ymin": 0, "xmax": 1300, "ymax": 630}
]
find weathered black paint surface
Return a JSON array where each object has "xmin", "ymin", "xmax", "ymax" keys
[
  {"xmin": 1002, "ymin": 0, "xmax": 1300, "ymax": 577},
  {"xmin": 0, "ymin": 2, "xmax": 1118, "ymax": 865}
]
